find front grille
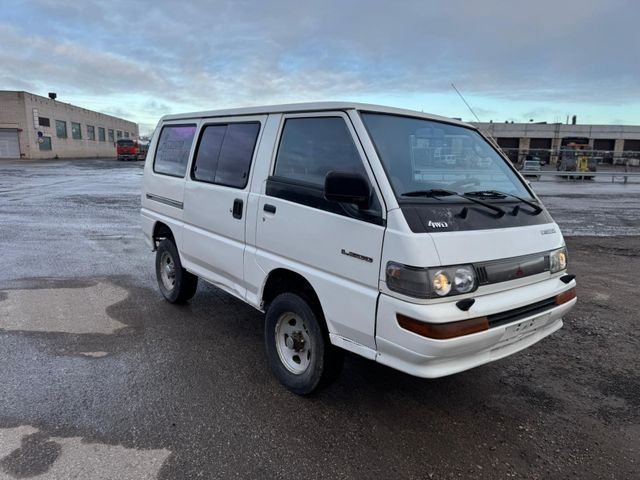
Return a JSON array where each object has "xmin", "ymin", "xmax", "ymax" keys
[
  {"xmin": 476, "ymin": 266, "xmax": 489, "ymax": 284},
  {"xmin": 487, "ymin": 296, "xmax": 557, "ymax": 329},
  {"xmin": 475, "ymin": 252, "xmax": 550, "ymax": 286}
]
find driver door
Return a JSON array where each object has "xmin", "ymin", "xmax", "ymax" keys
[{"xmin": 254, "ymin": 112, "xmax": 386, "ymax": 349}]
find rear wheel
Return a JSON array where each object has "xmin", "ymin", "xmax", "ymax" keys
[
  {"xmin": 155, "ymin": 239, "xmax": 198, "ymax": 303},
  {"xmin": 265, "ymin": 293, "xmax": 343, "ymax": 395}
]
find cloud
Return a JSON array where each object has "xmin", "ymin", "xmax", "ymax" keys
[{"xmin": 1, "ymin": 0, "xmax": 639, "ymax": 128}]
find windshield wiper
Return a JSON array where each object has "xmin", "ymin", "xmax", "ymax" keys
[
  {"xmin": 402, "ymin": 188, "xmax": 456, "ymax": 198},
  {"xmin": 464, "ymin": 190, "xmax": 543, "ymax": 215},
  {"xmin": 401, "ymin": 189, "xmax": 505, "ymax": 217}
]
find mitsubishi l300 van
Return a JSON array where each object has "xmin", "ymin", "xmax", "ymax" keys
[{"xmin": 141, "ymin": 102, "xmax": 577, "ymax": 395}]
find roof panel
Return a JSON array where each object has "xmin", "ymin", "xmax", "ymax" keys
[{"xmin": 159, "ymin": 101, "xmax": 474, "ymax": 128}]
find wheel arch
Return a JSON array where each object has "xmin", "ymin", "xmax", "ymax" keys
[
  {"xmin": 261, "ymin": 268, "xmax": 325, "ymax": 324},
  {"xmin": 152, "ymin": 221, "xmax": 174, "ymax": 250}
]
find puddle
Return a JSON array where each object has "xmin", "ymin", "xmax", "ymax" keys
[
  {"xmin": 0, "ymin": 426, "xmax": 170, "ymax": 480},
  {"xmin": 0, "ymin": 282, "xmax": 128, "ymax": 334},
  {"xmin": 78, "ymin": 351, "xmax": 109, "ymax": 358}
]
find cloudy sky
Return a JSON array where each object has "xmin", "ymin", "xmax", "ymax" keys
[{"xmin": 2, "ymin": 0, "xmax": 638, "ymax": 134}]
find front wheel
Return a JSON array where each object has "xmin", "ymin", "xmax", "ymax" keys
[
  {"xmin": 155, "ymin": 239, "xmax": 198, "ymax": 303},
  {"xmin": 265, "ymin": 293, "xmax": 344, "ymax": 395}
]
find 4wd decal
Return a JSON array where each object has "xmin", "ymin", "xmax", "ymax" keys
[{"xmin": 427, "ymin": 220, "xmax": 449, "ymax": 229}]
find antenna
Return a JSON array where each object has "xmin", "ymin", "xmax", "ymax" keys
[
  {"xmin": 451, "ymin": 83, "xmax": 502, "ymax": 152},
  {"xmin": 451, "ymin": 83, "xmax": 481, "ymax": 122}
]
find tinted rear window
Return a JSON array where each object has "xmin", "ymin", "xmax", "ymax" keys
[
  {"xmin": 215, "ymin": 123, "xmax": 260, "ymax": 188},
  {"xmin": 153, "ymin": 125, "xmax": 197, "ymax": 177},
  {"xmin": 192, "ymin": 122, "xmax": 260, "ymax": 189}
]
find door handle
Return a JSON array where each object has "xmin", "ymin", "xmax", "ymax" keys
[
  {"xmin": 232, "ymin": 198, "xmax": 243, "ymax": 219},
  {"xmin": 263, "ymin": 204, "xmax": 276, "ymax": 214}
]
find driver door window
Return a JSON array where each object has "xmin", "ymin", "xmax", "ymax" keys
[
  {"xmin": 267, "ymin": 116, "xmax": 382, "ymax": 224},
  {"xmin": 274, "ymin": 117, "xmax": 367, "ymax": 185}
]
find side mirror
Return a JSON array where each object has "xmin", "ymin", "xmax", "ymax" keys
[{"xmin": 324, "ymin": 171, "xmax": 371, "ymax": 209}]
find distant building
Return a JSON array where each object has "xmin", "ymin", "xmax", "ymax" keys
[
  {"xmin": 471, "ymin": 121, "xmax": 640, "ymax": 165},
  {"xmin": 0, "ymin": 91, "xmax": 138, "ymax": 159}
]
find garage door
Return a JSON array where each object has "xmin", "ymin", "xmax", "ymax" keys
[
  {"xmin": 529, "ymin": 138, "xmax": 553, "ymax": 164},
  {"xmin": 496, "ymin": 137, "xmax": 520, "ymax": 163},
  {"xmin": 0, "ymin": 129, "xmax": 20, "ymax": 158}
]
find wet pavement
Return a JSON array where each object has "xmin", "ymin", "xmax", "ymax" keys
[
  {"xmin": 0, "ymin": 158, "xmax": 638, "ymax": 479},
  {"xmin": 531, "ymin": 178, "xmax": 640, "ymax": 236}
]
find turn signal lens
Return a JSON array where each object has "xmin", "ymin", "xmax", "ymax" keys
[
  {"xmin": 555, "ymin": 287, "xmax": 576, "ymax": 305},
  {"xmin": 397, "ymin": 314, "xmax": 488, "ymax": 340},
  {"xmin": 385, "ymin": 262, "xmax": 430, "ymax": 298}
]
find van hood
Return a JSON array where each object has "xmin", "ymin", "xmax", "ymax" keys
[
  {"xmin": 380, "ymin": 207, "xmax": 563, "ymax": 276},
  {"xmin": 398, "ymin": 201, "xmax": 562, "ymax": 264},
  {"xmin": 429, "ymin": 223, "xmax": 563, "ymax": 265}
]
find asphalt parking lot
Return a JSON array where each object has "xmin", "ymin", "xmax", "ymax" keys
[{"xmin": 0, "ymin": 158, "xmax": 638, "ymax": 479}]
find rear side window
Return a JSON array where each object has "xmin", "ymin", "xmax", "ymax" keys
[
  {"xmin": 154, "ymin": 124, "xmax": 197, "ymax": 177},
  {"xmin": 192, "ymin": 122, "xmax": 260, "ymax": 188},
  {"xmin": 192, "ymin": 125, "xmax": 226, "ymax": 183},
  {"xmin": 274, "ymin": 117, "xmax": 365, "ymax": 186}
]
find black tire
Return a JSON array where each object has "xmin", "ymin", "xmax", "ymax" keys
[
  {"xmin": 155, "ymin": 239, "xmax": 198, "ymax": 304},
  {"xmin": 265, "ymin": 293, "xmax": 344, "ymax": 395}
]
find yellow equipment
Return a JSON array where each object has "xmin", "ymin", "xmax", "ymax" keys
[{"xmin": 576, "ymin": 154, "xmax": 589, "ymax": 172}]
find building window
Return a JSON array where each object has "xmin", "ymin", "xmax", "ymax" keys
[
  {"xmin": 71, "ymin": 122, "xmax": 82, "ymax": 140},
  {"xmin": 108, "ymin": 129, "xmax": 114, "ymax": 142},
  {"xmin": 124, "ymin": 131, "xmax": 129, "ymax": 138},
  {"xmin": 39, "ymin": 117, "xmax": 51, "ymax": 127},
  {"xmin": 56, "ymin": 120, "xmax": 67, "ymax": 138},
  {"xmin": 87, "ymin": 125, "xmax": 96, "ymax": 141},
  {"xmin": 39, "ymin": 136, "xmax": 52, "ymax": 151},
  {"xmin": 98, "ymin": 127, "xmax": 106, "ymax": 142},
  {"xmin": 116, "ymin": 130, "xmax": 123, "ymax": 139}
]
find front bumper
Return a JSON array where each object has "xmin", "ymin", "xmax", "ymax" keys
[{"xmin": 375, "ymin": 276, "xmax": 576, "ymax": 378}]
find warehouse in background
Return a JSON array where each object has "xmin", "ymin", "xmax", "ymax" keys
[
  {"xmin": 0, "ymin": 91, "xmax": 138, "ymax": 159},
  {"xmin": 472, "ymin": 120, "xmax": 640, "ymax": 166}
]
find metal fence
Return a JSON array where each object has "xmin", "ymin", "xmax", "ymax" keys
[
  {"xmin": 525, "ymin": 170, "xmax": 640, "ymax": 183},
  {"xmin": 499, "ymin": 148, "xmax": 640, "ymax": 166}
]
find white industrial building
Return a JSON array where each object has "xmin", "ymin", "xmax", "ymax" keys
[
  {"xmin": 0, "ymin": 91, "xmax": 138, "ymax": 159},
  {"xmin": 472, "ymin": 121, "xmax": 640, "ymax": 164}
]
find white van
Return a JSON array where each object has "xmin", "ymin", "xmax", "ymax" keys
[{"xmin": 141, "ymin": 102, "xmax": 577, "ymax": 394}]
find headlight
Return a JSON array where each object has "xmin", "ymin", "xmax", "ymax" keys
[
  {"xmin": 453, "ymin": 266, "xmax": 476, "ymax": 293},
  {"xmin": 386, "ymin": 262, "xmax": 477, "ymax": 298},
  {"xmin": 550, "ymin": 247, "xmax": 568, "ymax": 273},
  {"xmin": 432, "ymin": 270, "xmax": 452, "ymax": 296}
]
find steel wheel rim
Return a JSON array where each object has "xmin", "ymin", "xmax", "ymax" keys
[
  {"xmin": 274, "ymin": 312, "xmax": 312, "ymax": 375},
  {"xmin": 160, "ymin": 251, "xmax": 176, "ymax": 291}
]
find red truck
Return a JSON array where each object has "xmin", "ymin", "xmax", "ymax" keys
[{"xmin": 117, "ymin": 139, "xmax": 148, "ymax": 161}]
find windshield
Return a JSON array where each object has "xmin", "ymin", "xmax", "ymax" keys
[
  {"xmin": 361, "ymin": 113, "xmax": 533, "ymax": 199},
  {"xmin": 117, "ymin": 140, "xmax": 134, "ymax": 147}
]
